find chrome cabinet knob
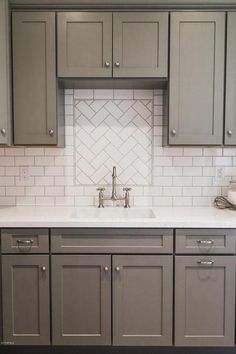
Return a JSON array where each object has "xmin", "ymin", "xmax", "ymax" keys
[
  {"xmin": 104, "ymin": 61, "xmax": 110, "ymax": 68},
  {"xmin": 1, "ymin": 128, "xmax": 6, "ymax": 136},
  {"xmin": 104, "ymin": 266, "xmax": 109, "ymax": 272},
  {"xmin": 115, "ymin": 267, "xmax": 120, "ymax": 272},
  {"xmin": 171, "ymin": 129, "xmax": 177, "ymax": 136},
  {"xmin": 49, "ymin": 129, "xmax": 54, "ymax": 136},
  {"xmin": 227, "ymin": 130, "xmax": 233, "ymax": 136},
  {"xmin": 114, "ymin": 62, "xmax": 120, "ymax": 68},
  {"xmin": 41, "ymin": 266, "xmax": 46, "ymax": 272}
]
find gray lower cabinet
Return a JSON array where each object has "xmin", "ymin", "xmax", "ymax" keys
[
  {"xmin": 175, "ymin": 256, "xmax": 235, "ymax": 346},
  {"xmin": 169, "ymin": 12, "xmax": 225, "ymax": 145},
  {"xmin": 225, "ymin": 12, "xmax": 236, "ymax": 145},
  {"xmin": 113, "ymin": 12, "xmax": 168, "ymax": 78},
  {"xmin": 57, "ymin": 12, "xmax": 112, "ymax": 78},
  {"xmin": 52, "ymin": 255, "xmax": 111, "ymax": 345},
  {"xmin": 12, "ymin": 12, "xmax": 63, "ymax": 145},
  {"xmin": 113, "ymin": 255, "xmax": 173, "ymax": 346},
  {"xmin": 2, "ymin": 255, "xmax": 50, "ymax": 345},
  {"xmin": 0, "ymin": 0, "xmax": 11, "ymax": 145}
]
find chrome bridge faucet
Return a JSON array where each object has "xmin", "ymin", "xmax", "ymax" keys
[{"xmin": 97, "ymin": 166, "xmax": 131, "ymax": 208}]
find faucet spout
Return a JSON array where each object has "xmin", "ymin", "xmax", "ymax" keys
[{"xmin": 112, "ymin": 166, "xmax": 117, "ymax": 199}]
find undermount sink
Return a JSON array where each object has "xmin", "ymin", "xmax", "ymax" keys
[{"xmin": 70, "ymin": 208, "xmax": 156, "ymax": 219}]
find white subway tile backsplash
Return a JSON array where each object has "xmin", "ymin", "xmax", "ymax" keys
[
  {"xmin": 173, "ymin": 176, "xmax": 192, "ymax": 186},
  {"xmin": 173, "ymin": 196, "xmax": 192, "ymax": 206},
  {"xmin": 15, "ymin": 156, "xmax": 34, "ymax": 166},
  {"xmin": 183, "ymin": 167, "xmax": 202, "ymax": 176},
  {"xmin": 35, "ymin": 156, "xmax": 54, "ymax": 166},
  {"xmin": 26, "ymin": 186, "xmax": 44, "ymax": 196},
  {"xmin": 6, "ymin": 187, "xmax": 24, "ymax": 196},
  {"xmin": 213, "ymin": 156, "xmax": 232, "ymax": 166},
  {"xmin": 35, "ymin": 176, "xmax": 54, "ymax": 186},
  {"xmin": 193, "ymin": 157, "xmax": 212, "ymax": 166},
  {"xmin": 0, "ymin": 177, "xmax": 14, "ymax": 186},
  {"xmin": 15, "ymin": 176, "xmax": 34, "ymax": 186},
  {"xmin": 163, "ymin": 186, "xmax": 182, "ymax": 196},
  {"xmin": 0, "ymin": 157, "xmax": 14, "ymax": 166},
  {"xmin": 35, "ymin": 196, "xmax": 55, "ymax": 206},
  {"xmin": 0, "ymin": 89, "xmax": 234, "ymax": 207},
  {"xmin": 173, "ymin": 157, "xmax": 192, "ymax": 166}
]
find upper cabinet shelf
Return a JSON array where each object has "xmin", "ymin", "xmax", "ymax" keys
[{"xmin": 57, "ymin": 12, "xmax": 168, "ymax": 78}]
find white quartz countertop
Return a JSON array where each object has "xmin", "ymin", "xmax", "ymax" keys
[{"xmin": 0, "ymin": 206, "xmax": 234, "ymax": 228}]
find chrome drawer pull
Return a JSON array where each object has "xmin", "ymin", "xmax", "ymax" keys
[
  {"xmin": 197, "ymin": 239, "xmax": 214, "ymax": 245},
  {"xmin": 17, "ymin": 239, "xmax": 34, "ymax": 245},
  {"xmin": 104, "ymin": 266, "xmax": 109, "ymax": 273},
  {"xmin": 197, "ymin": 260, "xmax": 214, "ymax": 266}
]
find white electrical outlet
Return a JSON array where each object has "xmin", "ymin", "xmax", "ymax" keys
[
  {"xmin": 214, "ymin": 167, "xmax": 225, "ymax": 184},
  {"xmin": 19, "ymin": 166, "xmax": 30, "ymax": 181}
]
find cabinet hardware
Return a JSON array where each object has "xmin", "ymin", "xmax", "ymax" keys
[
  {"xmin": 114, "ymin": 62, "xmax": 120, "ymax": 68},
  {"xmin": 104, "ymin": 266, "xmax": 109, "ymax": 272},
  {"xmin": 49, "ymin": 129, "xmax": 54, "ymax": 136},
  {"xmin": 41, "ymin": 266, "xmax": 46, "ymax": 272},
  {"xmin": 197, "ymin": 239, "xmax": 214, "ymax": 245},
  {"xmin": 115, "ymin": 266, "xmax": 120, "ymax": 272},
  {"xmin": 171, "ymin": 129, "xmax": 176, "ymax": 136},
  {"xmin": 1, "ymin": 128, "xmax": 6, "ymax": 136},
  {"xmin": 197, "ymin": 260, "xmax": 214, "ymax": 266},
  {"xmin": 104, "ymin": 61, "xmax": 110, "ymax": 68},
  {"xmin": 17, "ymin": 239, "xmax": 33, "ymax": 245},
  {"xmin": 227, "ymin": 130, "xmax": 233, "ymax": 136}
]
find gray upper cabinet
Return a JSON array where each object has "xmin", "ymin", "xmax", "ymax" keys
[
  {"xmin": 175, "ymin": 256, "xmax": 235, "ymax": 346},
  {"xmin": 2, "ymin": 255, "xmax": 50, "ymax": 345},
  {"xmin": 113, "ymin": 12, "xmax": 168, "ymax": 78},
  {"xmin": 57, "ymin": 11, "xmax": 168, "ymax": 78},
  {"xmin": 225, "ymin": 12, "xmax": 236, "ymax": 145},
  {"xmin": 169, "ymin": 12, "xmax": 225, "ymax": 145},
  {"xmin": 0, "ymin": 0, "xmax": 11, "ymax": 145},
  {"xmin": 52, "ymin": 255, "xmax": 111, "ymax": 345},
  {"xmin": 12, "ymin": 12, "xmax": 61, "ymax": 145},
  {"xmin": 113, "ymin": 255, "xmax": 173, "ymax": 346},
  {"xmin": 57, "ymin": 12, "xmax": 112, "ymax": 78}
]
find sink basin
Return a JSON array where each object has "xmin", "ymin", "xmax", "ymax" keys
[{"xmin": 70, "ymin": 208, "xmax": 156, "ymax": 219}]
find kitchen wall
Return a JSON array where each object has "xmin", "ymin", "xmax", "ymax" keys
[{"xmin": 0, "ymin": 88, "xmax": 235, "ymax": 207}]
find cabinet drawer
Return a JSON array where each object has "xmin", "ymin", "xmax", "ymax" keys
[
  {"xmin": 175, "ymin": 229, "xmax": 236, "ymax": 254},
  {"xmin": 1, "ymin": 229, "xmax": 49, "ymax": 254},
  {"xmin": 51, "ymin": 228, "xmax": 173, "ymax": 254}
]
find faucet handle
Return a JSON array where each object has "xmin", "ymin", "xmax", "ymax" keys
[
  {"xmin": 97, "ymin": 187, "xmax": 105, "ymax": 192},
  {"xmin": 123, "ymin": 187, "xmax": 132, "ymax": 192}
]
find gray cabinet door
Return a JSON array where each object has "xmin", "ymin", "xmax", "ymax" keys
[
  {"xmin": 169, "ymin": 12, "xmax": 225, "ymax": 145},
  {"xmin": 175, "ymin": 256, "xmax": 235, "ymax": 346},
  {"xmin": 12, "ymin": 12, "xmax": 57, "ymax": 145},
  {"xmin": 57, "ymin": 12, "xmax": 112, "ymax": 78},
  {"xmin": 52, "ymin": 255, "xmax": 111, "ymax": 345},
  {"xmin": 2, "ymin": 255, "xmax": 50, "ymax": 345},
  {"xmin": 225, "ymin": 12, "xmax": 236, "ymax": 145},
  {"xmin": 113, "ymin": 12, "xmax": 168, "ymax": 78},
  {"xmin": 113, "ymin": 255, "xmax": 173, "ymax": 346},
  {"xmin": 0, "ymin": 0, "xmax": 11, "ymax": 145}
]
